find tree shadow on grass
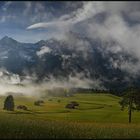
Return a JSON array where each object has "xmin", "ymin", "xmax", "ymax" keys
[
  {"xmin": 5, "ymin": 109, "xmax": 71, "ymax": 115},
  {"xmin": 33, "ymin": 110, "xmax": 71, "ymax": 114},
  {"xmin": 78, "ymin": 106, "xmax": 105, "ymax": 110},
  {"xmin": 6, "ymin": 110, "xmax": 38, "ymax": 115}
]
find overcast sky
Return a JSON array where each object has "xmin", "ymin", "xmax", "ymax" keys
[{"xmin": 0, "ymin": 1, "xmax": 140, "ymax": 43}]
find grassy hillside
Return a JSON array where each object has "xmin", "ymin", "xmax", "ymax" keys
[{"xmin": 0, "ymin": 93, "xmax": 140, "ymax": 138}]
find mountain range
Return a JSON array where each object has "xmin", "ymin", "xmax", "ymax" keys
[{"xmin": 0, "ymin": 32, "xmax": 138, "ymax": 93}]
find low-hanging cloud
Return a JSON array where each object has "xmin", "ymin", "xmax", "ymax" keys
[
  {"xmin": 0, "ymin": 68, "xmax": 105, "ymax": 97},
  {"xmin": 26, "ymin": 2, "xmax": 140, "ymax": 81},
  {"xmin": 36, "ymin": 46, "xmax": 51, "ymax": 57}
]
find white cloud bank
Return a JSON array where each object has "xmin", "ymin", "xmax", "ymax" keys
[
  {"xmin": 26, "ymin": 2, "xmax": 140, "ymax": 77},
  {"xmin": 36, "ymin": 46, "xmax": 51, "ymax": 57},
  {"xmin": 0, "ymin": 68, "xmax": 104, "ymax": 97}
]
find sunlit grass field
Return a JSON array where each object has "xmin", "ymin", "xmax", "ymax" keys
[{"xmin": 0, "ymin": 93, "xmax": 140, "ymax": 138}]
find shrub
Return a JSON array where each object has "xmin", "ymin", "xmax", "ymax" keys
[
  {"xmin": 70, "ymin": 101, "xmax": 79, "ymax": 106},
  {"xmin": 57, "ymin": 100, "xmax": 61, "ymax": 103},
  {"xmin": 34, "ymin": 100, "xmax": 44, "ymax": 106},
  {"xmin": 65, "ymin": 101, "xmax": 79, "ymax": 109},
  {"xmin": 17, "ymin": 105, "xmax": 28, "ymax": 111},
  {"xmin": 65, "ymin": 103, "xmax": 75, "ymax": 109}
]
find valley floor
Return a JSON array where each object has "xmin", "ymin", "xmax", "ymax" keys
[{"xmin": 0, "ymin": 93, "xmax": 140, "ymax": 138}]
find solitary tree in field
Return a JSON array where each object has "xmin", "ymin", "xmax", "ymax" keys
[
  {"xmin": 119, "ymin": 87, "xmax": 140, "ymax": 123},
  {"xmin": 3, "ymin": 95, "xmax": 15, "ymax": 111}
]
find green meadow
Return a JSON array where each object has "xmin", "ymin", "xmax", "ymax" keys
[{"xmin": 0, "ymin": 93, "xmax": 140, "ymax": 138}]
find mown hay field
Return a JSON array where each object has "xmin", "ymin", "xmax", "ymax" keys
[{"xmin": 0, "ymin": 93, "xmax": 140, "ymax": 138}]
